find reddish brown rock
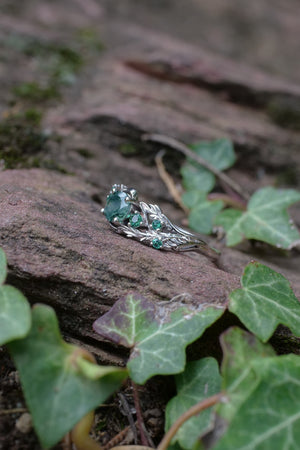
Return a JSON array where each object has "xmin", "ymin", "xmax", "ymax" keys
[{"xmin": 0, "ymin": 169, "xmax": 239, "ymax": 362}]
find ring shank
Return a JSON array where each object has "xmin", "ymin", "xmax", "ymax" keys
[{"xmin": 175, "ymin": 240, "xmax": 220, "ymax": 261}]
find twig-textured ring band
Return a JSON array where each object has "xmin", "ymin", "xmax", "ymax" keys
[{"xmin": 102, "ymin": 184, "xmax": 219, "ymax": 261}]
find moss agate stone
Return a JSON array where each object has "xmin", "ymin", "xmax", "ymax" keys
[{"xmin": 103, "ymin": 192, "xmax": 131, "ymax": 222}]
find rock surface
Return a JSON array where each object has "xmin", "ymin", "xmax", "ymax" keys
[{"xmin": 0, "ymin": 169, "xmax": 240, "ymax": 362}]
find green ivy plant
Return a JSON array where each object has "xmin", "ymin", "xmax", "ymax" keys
[
  {"xmin": 0, "ymin": 249, "xmax": 31, "ymax": 345},
  {"xmin": 93, "ymin": 294, "xmax": 224, "ymax": 384},
  {"xmin": 1, "ymin": 245, "xmax": 300, "ymax": 449},
  {"xmin": 0, "ymin": 249, "xmax": 127, "ymax": 449},
  {"xmin": 180, "ymin": 138, "xmax": 300, "ymax": 249}
]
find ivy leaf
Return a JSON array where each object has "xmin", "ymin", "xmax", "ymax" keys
[
  {"xmin": 0, "ymin": 248, "xmax": 31, "ymax": 345},
  {"xmin": 93, "ymin": 294, "xmax": 224, "ymax": 384},
  {"xmin": 0, "ymin": 286, "xmax": 31, "ymax": 346},
  {"xmin": 181, "ymin": 191, "xmax": 206, "ymax": 209},
  {"xmin": 168, "ymin": 443, "xmax": 187, "ymax": 450},
  {"xmin": 0, "ymin": 247, "xmax": 7, "ymax": 284},
  {"xmin": 9, "ymin": 304, "xmax": 127, "ymax": 449},
  {"xmin": 181, "ymin": 164, "xmax": 214, "ymax": 193},
  {"xmin": 215, "ymin": 187, "xmax": 300, "ymax": 248},
  {"xmin": 188, "ymin": 200, "xmax": 224, "ymax": 234},
  {"xmin": 181, "ymin": 139, "xmax": 235, "ymax": 193},
  {"xmin": 213, "ymin": 208, "xmax": 242, "ymax": 233},
  {"xmin": 190, "ymin": 139, "xmax": 236, "ymax": 170},
  {"xmin": 229, "ymin": 262, "xmax": 300, "ymax": 342},
  {"xmin": 214, "ymin": 328, "xmax": 300, "ymax": 450},
  {"xmin": 165, "ymin": 358, "xmax": 221, "ymax": 450},
  {"xmin": 216, "ymin": 355, "xmax": 300, "ymax": 450},
  {"xmin": 219, "ymin": 327, "xmax": 275, "ymax": 420}
]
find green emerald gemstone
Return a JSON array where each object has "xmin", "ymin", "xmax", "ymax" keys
[
  {"xmin": 152, "ymin": 219, "xmax": 162, "ymax": 230},
  {"xmin": 152, "ymin": 238, "xmax": 163, "ymax": 249},
  {"xmin": 103, "ymin": 191, "xmax": 131, "ymax": 222},
  {"xmin": 130, "ymin": 213, "xmax": 142, "ymax": 228}
]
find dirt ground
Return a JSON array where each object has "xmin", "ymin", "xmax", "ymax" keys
[{"xmin": 0, "ymin": 1, "xmax": 300, "ymax": 449}]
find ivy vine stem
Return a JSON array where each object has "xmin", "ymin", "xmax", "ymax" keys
[
  {"xmin": 131, "ymin": 381, "xmax": 151, "ymax": 447},
  {"xmin": 157, "ymin": 392, "xmax": 226, "ymax": 450},
  {"xmin": 207, "ymin": 193, "xmax": 247, "ymax": 210},
  {"xmin": 143, "ymin": 133, "xmax": 250, "ymax": 201},
  {"xmin": 155, "ymin": 150, "xmax": 189, "ymax": 214}
]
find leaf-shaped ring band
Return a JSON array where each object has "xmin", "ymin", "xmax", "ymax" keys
[{"xmin": 101, "ymin": 184, "xmax": 220, "ymax": 261}]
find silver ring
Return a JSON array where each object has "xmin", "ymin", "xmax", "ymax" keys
[{"xmin": 102, "ymin": 184, "xmax": 219, "ymax": 261}]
